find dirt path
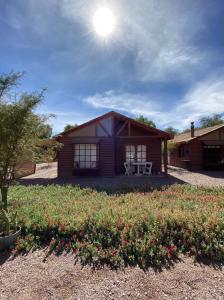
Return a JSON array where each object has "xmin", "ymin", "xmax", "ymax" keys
[{"xmin": 0, "ymin": 251, "xmax": 223, "ymax": 300}]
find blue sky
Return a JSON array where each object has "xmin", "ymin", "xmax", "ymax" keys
[{"xmin": 0, "ymin": 0, "xmax": 224, "ymax": 133}]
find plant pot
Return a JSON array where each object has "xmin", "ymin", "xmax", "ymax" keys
[{"xmin": 0, "ymin": 227, "xmax": 21, "ymax": 251}]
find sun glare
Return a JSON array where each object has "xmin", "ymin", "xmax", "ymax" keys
[{"xmin": 93, "ymin": 7, "xmax": 116, "ymax": 38}]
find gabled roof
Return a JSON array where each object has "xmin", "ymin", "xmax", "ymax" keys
[
  {"xmin": 57, "ymin": 111, "xmax": 171, "ymax": 138},
  {"xmin": 172, "ymin": 124, "xmax": 224, "ymax": 144}
]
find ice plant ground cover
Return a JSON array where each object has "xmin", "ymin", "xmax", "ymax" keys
[{"xmin": 8, "ymin": 184, "xmax": 224, "ymax": 269}]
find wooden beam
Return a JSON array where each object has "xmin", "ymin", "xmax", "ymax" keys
[
  {"xmin": 99, "ymin": 122, "xmax": 110, "ymax": 136},
  {"xmin": 128, "ymin": 121, "xmax": 131, "ymax": 136},
  {"xmin": 163, "ymin": 138, "xmax": 168, "ymax": 175},
  {"xmin": 116, "ymin": 121, "xmax": 128, "ymax": 136},
  {"xmin": 115, "ymin": 135, "xmax": 165, "ymax": 139}
]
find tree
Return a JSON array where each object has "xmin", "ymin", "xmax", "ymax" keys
[
  {"xmin": 64, "ymin": 124, "xmax": 78, "ymax": 131},
  {"xmin": 135, "ymin": 115, "xmax": 156, "ymax": 128},
  {"xmin": 199, "ymin": 114, "xmax": 224, "ymax": 128},
  {"xmin": 0, "ymin": 72, "xmax": 60, "ymax": 209},
  {"xmin": 164, "ymin": 126, "xmax": 179, "ymax": 137}
]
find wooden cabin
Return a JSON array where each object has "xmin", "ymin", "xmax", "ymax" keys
[
  {"xmin": 57, "ymin": 111, "xmax": 170, "ymax": 177},
  {"xmin": 169, "ymin": 123, "xmax": 224, "ymax": 171}
]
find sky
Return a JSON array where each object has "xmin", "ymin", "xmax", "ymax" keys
[{"xmin": 0, "ymin": 0, "xmax": 224, "ymax": 134}]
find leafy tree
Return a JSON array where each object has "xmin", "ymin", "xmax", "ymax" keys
[
  {"xmin": 64, "ymin": 124, "xmax": 78, "ymax": 131},
  {"xmin": 135, "ymin": 115, "xmax": 156, "ymax": 128},
  {"xmin": 0, "ymin": 72, "xmax": 60, "ymax": 209},
  {"xmin": 199, "ymin": 114, "xmax": 224, "ymax": 128},
  {"xmin": 164, "ymin": 126, "xmax": 179, "ymax": 137}
]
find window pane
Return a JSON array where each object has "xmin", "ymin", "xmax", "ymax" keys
[
  {"xmin": 85, "ymin": 156, "xmax": 91, "ymax": 162},
  {"xmin": 80, "ymin": 156, "xmax": 85, "ymax": 162},
  {"xmin": 74, "ymin": 156, "xmax": 80, "ymax": 162},
  {"xmin": 86, "ymin": 144, "xmax": 91, "ymax": 149},
  {"xmin": 142, "ymin": 152, "xmax": 146, "ymax": 158},
  {"xmin": 86, "ymin": 149, "xmax": 91, "ymax": 155},
  {"xmin": 137, "ymin": 152, "xmax": 142, "ymax": 158},
  {"xmin": 75, "ymin": 149, "xmax": 79, "ymax": 155},
  {"xmin": 79, "ymin": 149, "xmax": 85, "ymax": 155},
  {"xmin": 91, "ymin": 155, "xmax": 96, "ymax": 162},
  {"xmin": 91, "ymin": 144, "xmax": 96, "ymax": 150},
  {"xmin": 91, "ymin": 149, "xmax": 96, "ymax": 156},
  {"xmin": 91, "ymin": 161, "xmax": 96, "ymax": 168},
  {"xmin": 79, "ymin": 144, "xmax": 85, "ymax": 149},
  {"xmin": 79, "ymin": 161, "xmax": 85, "ymax": 168}
]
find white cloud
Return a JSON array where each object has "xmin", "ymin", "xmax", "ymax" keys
[
  {"xmin": 60, "ymin": 0, "xmax": 210, "ymax": 82},
  {"xmin": 84, "ymin": 75, "xmax": 224, "ymax": 130}
]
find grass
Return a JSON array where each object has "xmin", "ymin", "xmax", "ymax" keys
[{"xmin": 8, "ymin": 184, "xmax": 224, "ymax": 268}]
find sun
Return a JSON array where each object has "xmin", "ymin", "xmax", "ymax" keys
[{"xmin": 92, "ymin": 7, "xmax": 116, "ymax": 38}]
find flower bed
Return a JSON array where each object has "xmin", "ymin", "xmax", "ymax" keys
[{"xmin": 9, "ymin": 184, "xmax": 224, "ymax": 268}]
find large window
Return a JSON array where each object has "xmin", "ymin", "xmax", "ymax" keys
[
  {"xmin": 74, "ymin": 144, "xmax": 98, "ymax": 169},
  {"xmin": 126, "ymin": 144, "xmax": 147, "ymax": 162}
]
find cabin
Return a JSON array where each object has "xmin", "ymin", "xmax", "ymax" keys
[
  {"xmin": 57, "ymin": 111, "xmax": 170, "ymax": 177},
  {"xmin": 169, "ymin": 123, "xmax": 224, "ymax": 171}
]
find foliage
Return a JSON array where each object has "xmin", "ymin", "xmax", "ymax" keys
[
  {"xmin": 34, "ymin": 138, "xmax": 62, "ymax": 164},
  {"xmin": 64, "ymin": 124, "xmax": 78, "ymax": 132},
  {"xmin": 167, "ymin": 141, "xmax": 177, "ymax": 153},
  {"xmin": 0, "ymin": 71, "xmax": 50, "ymax": 210},
  {"xmin": 0, "ymin": 208, "xmax": 18, "ymax": 236},
  {"xmin": 135, "ymin": 115, "xmax": 156, "ymax": 128},
  {"xmin": 199, "ymin": 114, "xmax": 224, "ymax": 128},
  {"xmin": 8, "ymin": 184, "xmax": 224, "ymax": 268},
  {"xmin": 164, "ymin": 127, "xmax": 179, "ymax": 137}
]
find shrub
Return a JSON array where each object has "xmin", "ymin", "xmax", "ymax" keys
[{"xmin": 9, "ymin": 184, "xmax": 224, "ymax": 268}]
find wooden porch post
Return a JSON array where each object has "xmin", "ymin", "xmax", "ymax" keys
[{"xmin": 163, "ymin": 138, "xmax": 168, "ymax": 175}]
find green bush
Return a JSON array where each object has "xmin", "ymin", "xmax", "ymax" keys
[{"xmin": 9, "ymin": 184, "xmax": 224, "ymax": 268}]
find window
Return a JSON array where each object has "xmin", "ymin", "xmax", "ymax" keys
[
  {"xmin": 178, "ymin": 145, "xmax": 185, "ymax": 158},
  {"xmin": 74, "ymin": 144, "xmax": 98, "ymax": 169},
  {"xmin": 137, "ymin": 145, "xmax": 147, "ymax": 162},
  {"xmin": 126, "ymin": 144, "xmax": 147, "ymax": 162},
  {"xmin": 126, "ymin": 145, "xmax": 135, "ymax": 162}
]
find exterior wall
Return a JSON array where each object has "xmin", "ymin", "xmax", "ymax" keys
[
  {"xmin": 99, "ymin": 138, "xmax": 115, "ymax": 176},
  {"xmin": 169, "ymin": 140, "xmax": 203, "ymax": 171},
  {"xmin": 199, "ymin": 130, "xmax": 224, "ymax": 141},
  {"xmin": 68, "ymin": 124, "xmax": 95, "ymax": 137},
  {"xmin": 58, "ymin": 136, "xmax": 115, "ymax": 177},
  {"xmin": 58, "ymin": 136, "xmax": 74, "ymax": 177},
  {"xmin": 115, "ymin": 137, "xmax": 161, "ymax": 175}
]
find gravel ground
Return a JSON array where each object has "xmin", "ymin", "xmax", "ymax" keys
[
  {"xmin": 0, "ymin": 251, "xmax": 223, "ymax": 300},
  {"xmin": 20, "ymin": 163, "xmax": 224, "ymax": 188},
  {"xmin": 168, "ymin": 167, "xmax": 224, "ymax": 187}
]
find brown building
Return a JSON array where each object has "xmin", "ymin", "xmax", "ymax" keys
[
  {"xmin": 57, "ymin": 111, "xmax": 170, "ymax": 177},
  {"xmin": 169, "ymin": 123, "xmax": 224, "ymax": 171}
]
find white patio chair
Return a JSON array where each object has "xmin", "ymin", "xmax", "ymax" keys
[
  {"xmin": 143, "ymin": 162, "xmax": 152, "ymax": 176},
  {"xmin": 124, "ymin": 161, "xmax": 134, "ymax": 176}
]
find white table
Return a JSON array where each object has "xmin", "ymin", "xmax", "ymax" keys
[{"xmin": 132, "ymin": 162, "xmax": 147, "ymax": 176}]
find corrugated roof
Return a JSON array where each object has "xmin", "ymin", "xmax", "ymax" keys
[{"xmin": 172, "ymin": 124, "xmax": 224, "ymax": 143}]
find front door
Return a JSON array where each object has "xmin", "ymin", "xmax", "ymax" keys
[{"xmin": 203, "ymin": 145, "xmax": 223, "ymax": 170}]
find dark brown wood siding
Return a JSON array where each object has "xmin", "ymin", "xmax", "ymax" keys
[
  {"xmin": 99, "ymin": 138, "xmax": 115, "ymax": 176},
  {"xmin": 58, "ymin": 136, "xmax": 74, "ymax": 177},
  {"xmin": 115, "ymin": 137, "xmax": 161, "ymax": 175},
  {"xmin": 169, "ymin": 141, "xmax": 203, "ymax": 171}
]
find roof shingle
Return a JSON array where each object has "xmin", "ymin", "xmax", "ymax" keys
[{"xmin": 172, "ymin": 124, "xmax": 224, "ymax": 143}]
